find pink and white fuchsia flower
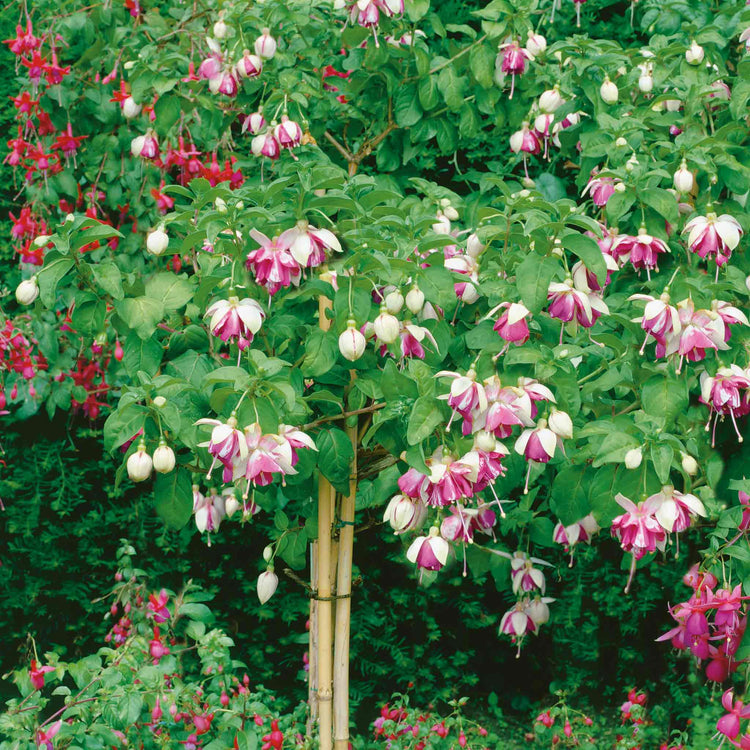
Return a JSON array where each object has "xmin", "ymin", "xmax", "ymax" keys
[
  {"xmin": 553, "ymin": 514, "xmax": 599, "ymax": 564},
  {"xmin": 406, "ymin": 527, "xmax": 450, "ymax": 572},
  {"xmin": 700, "ymin": 365, "xmax": 750, "ymax": 445},
  {"xmin": 384, "ymin": 494, "xmax": 427, "ymax": 534},
  {"xmin": 683, "ymin": 210, "xmax": 743, "ymax": 269},
  {"xmin": 547, "ymin": 277, "xmax": 609, "ymax": 336},
  {"xmin": 611, "ymin": 228, "xmax": 669, "ymax": 279},
  {"xmin": 630, "ymin": 291, "xmax": 681, "ymax": 354},
  {"xmin": 510, "ymin": 552, "xmax": 548, "ymax": 594},
  {"xmin": 246, "ymin": 229, "xmax": 301, "ymax": 294},
  {"xmin": 582, "ymin": 170, "xmax": 620, "ymax": 207},
  {"xmin": 437, "ymin": 367, "xmax": 488, "ymax": 434},
  {"xmin": 498, "ymin": 40, "xmax": 529, "ymax": 99},
  {"xmin": 205, "ymin": 294, "xmax": 265, "ymax": 349},
  {"xmin": 492, "ymin": 302, "xmax": 531, "ymax": 350},
  {"xmin": 277, "ymin": 220, "xmax": 341, "ymax": 268},
  {"xmin": 499, "ymin": 600, "xmax": 537, "ymax": 655},
  {"xmin": 647, "ymin": 485, "xmax": 706, "ymax": 533},
  {"xmin": 193, "ymin": 487, "xmax": 227, "ymax": 537},
  {"xmin": 196, "ymin": 415, "xmax": 247, "ymax": 482}
]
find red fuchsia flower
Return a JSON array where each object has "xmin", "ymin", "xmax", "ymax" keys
[
  {"xmin": 611, "ymin": 228, "xmax": 669, "ymax": 279},
  {"xmin": 547, "ymin": 277, "xmax": 609, "ymax": 343},
  {"xmin": 683, "ymin": 563, "xmax": 718, "ymax": 593},
  {"xmin": 196, "ymin": 415, "xmax": 247, "ymax": 481},
  {"xmin": 498, "ymin": 40, "xmax": 529, "ymax": 99},
  {"xmin": 717, "ymin": 690, "xmax": 750, "ymax": 741},
  {"xmin": 683, "ymin": 210, "xmax": 743, "ymax": 270},
  {"xmin": 51, "ymin": 122, "xmax": 86, "ymax": 161},
  {"xmin": 536, "ymin": 711, "xmax": 554, "ymax": 728},
  {"xmin": 251, "ymin": 128, "xmax": 281, "ymax": 160},
  {"xmin": 149, "ymin": 627, "xmax": 170, "ymax": 663},
  {"xmin": 630, "ymin": 291, "xmax": 680, "ymax": 355},
  {"xmin": 406, "ymin": 527, "xmax": 450, "ymax": 572},
  {"xmin": 29, "ymin": 660, "xmax": 55, "ymax": 690},
  {"xmin": 3, "ymin": 21, "xmax": 40, "ymax": 56},
  {"xmin": 424, "ymin": 450, "xmax": 477, "ymax": 507},
  {"xmin": 246, "ymin": 230, "xmax": 302, "ymax": 294},
  {"xmin": 243, "ymin": 423, "xmax": 296, "ymax": 488},
  {"xmin": 648, "ymin": 485, "xmax": 706, "ymax": 533},
  {"xmin": 277, "ymin": 219, "xmax": 342, "ymax": 268},
  {"xmin": 582, "ymin": 170, "xmax": 620, "ymax": 207},
  {"xmin": 700, "ymin": 365, "xmax": 750, "ymax": 446},
  {"xmin": 510, "ymin": 551, "xmax": 548, "ymax": 594},
  {"xmin": 384, "ymin": 494, "xmax": 427, "ymax": 534},
  {"xmin": 205, "ymin": 294, "xmax": 265, "ymax": 349},
  {"xmin": 147, "ymin": 589, "xmax": 170, "ymax": 623},
  {"xmin": 492, "ymin": 302, "xmax": 531, "ymax": 350},
  {"xmin": 437, "ymin": 367, "xmax": 487, "ymax": 434}
]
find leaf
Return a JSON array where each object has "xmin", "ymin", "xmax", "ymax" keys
[
  {"xmin": 103, "ymin": 404, "xmax": 148, "ymax": 453},
  {"xmin": 202, "ymin": 366, "xmax": 252, "ymax": 390},
  {"xmin": 302, "ymin": 329, "xmax": 337, "ymax": 378},
  {"xmin": 592, "ymin": 432, "xmax": 640, "ymax": 467},
  {"xmin": 407, "ymin": 396, "xmax": 444, "ymax": 445},
  {"xmin": 37, "ymin": 253, "xmax": 75, "ymax": 307},
  {"xmin": 153, "ymin": 469, "xmax": 193, "ymax": 529},
  {"xmin": 166, "ymin": 350, "xmax": 213, "ymax": 389},
  {"xmin": 650, "ymin": 443, "xmax": 674, "ymax": 484},
  {"xmin": 469, "ymin": 43, "xmax": 495, "ymax": 88},
  {"xmin": 550, "ymin": 466, "xmax": 591, "ymax": 525},
  {"xmin": 515, "ymin": 254, "xmax": 560, "ymax": 315},
  {"xmin": 71, "ymin": 220, "xmax": 123, "ymax": 251},
  {"xmin": 437, "ymin": 67, "xmax": 465, "ymax": 111},
  {"xmin": 406, "ymin": 0, "xmax": 430, "ymax": 22},
  {"xmin": 641, "ymin": 376, "xmax": 688, "ymax": 426},
  {"xmin": 418, "ymin": 76, "xmax": 439, "ymax": 110},
  {"xmin": 153, "ymin": 94, "xmax": 182, "ymax": 137},
  {"xmin": 123, "ymin": 332, "xmax": 163, "ymax": 379},
  {"xmin": 394, "ymin": 83, "xmax": 423, "ymax": 127},
  {"xmin": 178, "ymin": 603, "xmax": 214, "ymax": 622},
  {"xmin": 144, "ymin": 273, "xmax": 194, "ymax": 311},
  {"xmin": 560, "ymin": 230, "xmax": 606, "ymax": 285},
  {"xmin": 92, "ymin": 262, "xmax": 124, "ymax": 299},
  {"xmin": 116, "ymin": 692, "xmax": 143, "ymax": 725},
  {"xmin": 316, "ymin": 427, "xmax": 354, "ymax": 495},
  {"xmin": 115, "ymin": 297, "xmax": 165, "ymax": 339},
  {"xmin": 640, "ymin": 188, "xmax": 679, "ymax": 225}
]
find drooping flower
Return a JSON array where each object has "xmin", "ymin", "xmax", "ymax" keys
[
  {"xmin": 716, "ymin": 690, "xmax": 750, "ymax": 740},
  {"xmin": 498, "ymin": 40, "xmax": 529, "ymax": 98},
  {"xmin": 611, "ymin": 228, "xmax": 669, "ymax": 278},
  {"xmin": 683, "ymin": 211, "xmax": 743, "ymax": 268},
  {"xmin": 510, "ymin": 551, "xmax": 548, "ymax": 594},
  {"xmin": 611, "ymin": 493, "xmax": 666, "ymax": 560},
  {"xmin": 437, "ymin": 368, "xmax": 487, "ymax": 434},
  {"xmin": 406, "ymin": 527, "xmax": 450, "ymax": 571},
  {"xmin": 245, "ymin": 230, "xmax": 301, "ymax": 294},
  {"xmin": 205, "ymin": 295, "xmax": 265, "ymax": 348},
  {"xmin": 384, "ymin": 494, "xmax": 427, "ymax": 534},
  {"xmin": 647, "ymin": 485, "xmax": 706, "ymax": 533},
  {"xmin": 493, "ymin": 302, "xmax": 531, "ymax": 349},
  {"xmin": 277, "ymin": 220, "xmax": 341, "ymax": 268},
  {"xmin": 195, "ymin": 415, "xmax": 247, "ymax": 481},
  {"xmin": 700, "ymin": 365, "xmax": 750, "ymax": 445},
  {"xmin": 582, "ymin": 170, "xmax": 620, "ymax": 207}
]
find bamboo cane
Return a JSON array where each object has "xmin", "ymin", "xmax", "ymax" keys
[
  {"xmin": 306, "ymin": 541, "xmax": 319, "ymax": 736},
  {"xmin": 333, "ymin": 417, "xmax": 357, "ymax": 750},
  {"xmin": 316, "ymin": 293, "xmax": 335, "ymax": 750}
]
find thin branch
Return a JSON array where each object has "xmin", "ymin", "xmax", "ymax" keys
[{"xmin": 323, "ymin": 131, "xmax": 354, "ymax": 162}]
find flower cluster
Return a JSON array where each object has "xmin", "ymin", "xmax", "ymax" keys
[{"xmin": 700, "ymin": 365, "xmax": 750, "ymax": 446}]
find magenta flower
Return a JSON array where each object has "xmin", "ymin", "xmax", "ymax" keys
[
  {"xmin": 700, "ymin": 365, "xmax": 750, "ymax": 444},
  {"xmin": 277, "ymin": 424, "xmax": 317, "ymax": 465},
  {"xmin": 398, "ymin": 467, "xmax": 429, "ymax": 501},
  {"xmin": 510, "ymin": 551, "xmax": 548, "ymax": 594},
  {"xmin": 582, "ymin": 171, "xmax": 620, "ymax": 207},
  {"xmin": 630, "ymin": 292, "xmax": 681, "ymax": 354},
  {"xmin": 398, "ymin": 323, "xmax": 437, "ymax": 359},
  {"xmin": 251, "ymin": 129, "xmax": 281, "ymax": 160},
  {"xmin": 406, "ymin": 527, "xmax": 450, "ymax": 571},
  {"xmin": 244, "ymin": 422, "xmax": 296, "ymax": 487},
  {"xmin": 547, "ymin": 278, "xmax": 609, "ymax": 330},
  {"xmin": 196, "ymin": 416, "xmax": 247, "ymax": 481},
  {"xmin": 664, "ymin": 299, "xmax": 727, "ymax": 370},
  {"xmin": 499, "ymin": 601, "xmax": 537, "ymax": 654},
  {"xmin": 277, "ymin": 220, "xmax": 341, "ymax": 268},
  {"xmin": 29, "ymin": 660, "xmax": 55, "ymax": 690},
  {"xmin": 147, "ymin": 589, "xmax": 170, "ymax": 623},
  {"xmin": 648, "ymin": 485, "xmax": 705, "ymax": 533},
  {"xmin": 246, "ymin": 230, "xmax": 301, "ymax": 294},
  {"xmin": 611, "ymin": 228, "xmax": 669, "ymax": 278},
  {"xmin": 274, "ymin": 115, "xmax": 302, "ymax": 150},
  {"xmin": 194, "ymin": 488, "xmax": 226, "ymax": 534},
  {"xmin": 437, "ymin": 368, "xmax": 487, "ymax": 434},
  {"xmin": 205, "ymin": 295, "xmax": 265, "ymax": 348},
  {"xmin": 683, "ymin": 211, "xmax": 743, "ymax": 268},
  {"xmin": 499, "ymin": 40, "xmax": 529, "ymax": 98},
  {"xmin": 712, "ymin": 300, "xmax": 749, "ymax": 342},
  {"xmin": 425, "ymin": 451, "xmax": 476, "ymax": 507},
  {"xmin": 717, "ymin": 690, "xmax": 750, "ymax": 740},
  {"xmin": 493, "ymin": 302, "xmax": 531, "ymax": 348},
  {"xmin": 479, "ymin": 376, "xmax": 534, "ymax": 438},
  {"xmin": 610, "ymin": 493, "xmax": 666, "ymax": 560}
]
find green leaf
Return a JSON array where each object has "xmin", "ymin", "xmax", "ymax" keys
[
  {"xmin": 641, "ymin": 376, "xmax": 688, "ymax": 426},
  {"xmin": 560, "ymin": 230, "xmax": 606, "ymax": 285},
  {"xmin": 316, "ymin": 427, "xmax": 354, "ymax": 495},
  {"xmin": 406, "ymin": 0, "xmax": 430, "ymax": 22},
  {"xmin": 91, "ymin": 262, "xmax": 124, "ymax": 300},
  {"xmin": 37, "ymin": 253, "xmax": 75, "ymax": 307},
  {"xmin": 418, "ymin": 76, "xmax": 439, "ymax": 110},
  {"xmin": 166, "ymin": 350, "xmax": 213, "ymax": 389},
  {"xmin": 592, "ymin": 431, "xmax": 640, "ymax": 467},
  {"xmin": 515, "ymin": 254, "xmax": 560, "ymax": 314},
  {"xmin": 407, "ymin": 396, "xmax": 444, "ymax": 445},
  {"xmin": 650, "ymin": 443, "xmax": 674, "ymax": 484},
  {"xmin": 203, "ymin": 366, "xmax": 252, "ymax": 390},
  {"xmin": 178, "ymin": 603, "xmax": 214, "ymax": 622},
  {"xmin": 302, "ymin": 329, "xmax": 337, "ymax": 378},
  {"xmin": 394, "ymin": 83, "xmax": 423, "ymax": 127},
  {"xmin": 115, "ymin": 297, "xmax": 165, "ymax": 339},
  {"xmin": 153, "ymin": 469, "xmax": 193, "ymax": 529},
  {"xmin": 144, "ymin": 273, "xmax": 194, "ymax": 311},
  {"xmin": 469, "ymin": 43, "xmax": 495, "ymax": 88},
  {"xmin": 550, "ymin": 466, "xmax": 591, "ymax": 525},
  {"xmin": 123, "ymin": 332, "xmax": 163, "ymax": 378},
  {"xmin": 103, "ymin": 404, "xmax": 148, "ymax": 453},
  {"xmin": 116, "ymin": 692, "xmax": 143, "ymax": 725},
  {"xmin": 153, "ymin": 94, "xmax": 182, "ymax": 137},
  {"xmin": 71, "ymin": 220, "xmax": 123, "ymax": 252},
  {"xmin": 640, "ymin": 188, "xmax": 678, "ymax": 225}
]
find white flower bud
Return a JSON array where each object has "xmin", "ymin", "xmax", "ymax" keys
[
  {"xmin": 539, "ymin": 87, "xmax": 564, "ymax": 113},
  {"xmin": 215, "ymin": 197, "xmax": 228, "ymax": 213},
  {"xmin": 257, "ymin": 568, "xmax": 279, "ymax": 604},
  {"xmin": 15, "ymin": 277, "xmax": 39, "ymax": 305},
  {"xmin": 475, "ymin": 430, "xmax": 497, "ymax": 452},
  {"xmin": 213, "ymin": 19, "xmax": 227, "ymax": 39},
  {"xmin": 384, "ymin": 290, "xmax": 404, "ymax": 314},
  {"xmin": 432, "ymin": 212, "xmax": 451, "ymax": 235},
  {"xmin": 338, "ymin": 321, "xmax": 366, "ymax": 361},
  {"xmin": 466, "ymin": 233, "xmax": 485, "ymax": 258},
  {"xmin": 127, "ymin": 443, "xmax": 153, "ymax": 482},
  {"xmin": 624, "ymin": 447, "xmax": 643, "ymax": 470},
  {"xmin": 146, "ymin": 226, "xmax": 169, "ymax": 256},
  {"xmin": 224, "ymin": 495, "xmax": 240, "ymax": 517},
  {"xmin": 615, "ymin": 137, "xmax": 628, "ymax": 147},
  {"xmin": 673, "ymin": 160, "xmax": 694, "ymax": 194},
  {"xmin": 33, "ymin": 235, "xmax": 51, "ymax": 247},
  {"xmin": 600, "ymin": 77, "xmax": 619, "ymax": 104},
  {"xmin": 254, "ymin": 28, "xmax": 277, "ymax": 60},
  {"xmin": 153, "ymin": 396, "xmax": 167, "ymax": 408},
  {"xmin": 405, "ymin": 286, "xmax": 425, "ymax": 315},
  {"xmin": 152, "ymin": 443, "xmax": 176, "ymax": 474},
  {"xmin": 548, "ymin": 409, "xmax": 573, "ymax": 439},
  {"xmin": 680, "ymin": 452, "xmax": 699, "ymax": 476},
  {"xmin": 262, "ymin": 545, "xmax": 274, "ymax": 562},
  {"xmin": 122, "ymin": 96, "xmax": 141, "ymax": 119},
  {"xmin": 664, "ymin": 99, "xmax": 681, "ymax": 112},
  {"xmin": 130, "ymin": 135, "xmax": 146, "ymax": 157},
  {"xmin": 525, "ymin": 32, "xmax": 547, "ymax": 58},
  {"xmin": 123, "ymin": 60, "xmax": 135, "ymax": 71},
  {"xmin": 685, "ymin": 41, "xmax": 704, "ymax": 65},
  {"xmin": 373, "ymin": 308, "xmax": 400, "ymax": 344},
  {"xmin": 638, "ymin": 73, "xmax": 654, "ymax": 93}
]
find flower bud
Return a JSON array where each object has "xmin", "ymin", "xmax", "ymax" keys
[
  {"xmin": 373, "ymin": 308, "xmax": 400, "ymax": 344},
  {"xmin": 680, "ymin": 452, "xmax": 699, "ymax": 476},
  {"xmin": 539, "ymin": 86, "xmax": 564, "ymax": 113},
  {"xmin": 15, "ymin": 277, "xmax": 39, "ymax": 305},
  {"xmin": 525, "ymin": 31, "xmax": 547, "ymax": 58},
  {"xmin": 548, "ymin": 409, "xmax": 573, "ymax": 439},
  {"xmin": 122, "ymin": 96, "xmax": 141, "ymax": 119},
  {"xmin": 224, "ymin": 494, "xmax": 240, "ymax": 517},
  {"xmin": 33, "ymin": 234, "xmax": 52, "ymax": 247},
  {"xmin": 615, "ymin": 137, "xmax": 628, "ymax": 147},
  {"xmin": 432, "ymin": 211, "xmax": 451, "ymax": 235},
  {"xmin": 475, "ymin": 430, "xmax": 497, "ymax": 452},
  {"xmin": 638, "ymin": 73, "xmax": 654, "ymax": 93},
  {"xmin": 213, "ymin": 18, "xmax": 228, "ymax": 39},
  {"xmin": 153, "ymin": 396, "xmax": 167, "ymax": 408},
  {"xmin": 254, "ymin": 28, "xmax": 277, "ymax": 60},
  {"xmin": 405, "ymin": 286, "xmax": 425, "ymax": 315},
  {"xmin": 153, "ymin": 442, "xmax": 176, "ymax": 474},
  {"xmin": 624, "ymin": 447, "xmax": 642, "ymax": 469},
  {"xmin": 466, "ymin": 233, "xmax": 485, "ymax": 258},
  {"xmin": 146, "ymin": 226, "xmax": 169, "ymax": 256},
  {"xmin": 600, "ymin": 77, "xmax": 619, "ymax": 104},
  {"xmin": 263, "ymin": 545, "xmax": 273, "ymax": 562},
  {"xmin": 673, "ymin": 160, "xmax": 694, "ymax": 194},
  {"xmin": 257, "ymin": 568, "xmax": 278, "ymax": 604},
  {"xmin": 685, "ymin": 40, "xmax": 704, "ymax": 65},
  {"xmin": 338, "ymin": 321, "xmax": 366, "ymax": 361},
  {"xmin": 384, "ymin": 290, "xmax": 404, "ymax": 314},
  {"xmin": 215, "ymin": 197, "xmax": 228, "ymax": 213},
  {"xmin": 130, "ymin": 135, "xmax": 145, "ymax": 157},
  {"xmin": 127, "ymin": 442, "xmax": 153, "ymax": 482}
]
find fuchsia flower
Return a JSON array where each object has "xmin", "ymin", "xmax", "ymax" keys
[
  {"xmin": 515, "ymin": 417, "xmax": 569, "ymax": 494},
  {"xmin": 611, "ymin": 493, "xmax": 666, "ymax": 561},
  {"xmin": 384, "ymin": 494, "xmax": 427, "ymax": 534},
  {"xmin": 509, "ymin": 122, "xmax": 540, "ymax": 178},
  {"xmin": 193, "ymin": 488, "xmax": 226, "ymax": 535},
  {"xmin": 243, "ymin": 422, "xmax": 296, "ymax": 487},
  {"xmin": 437, "ymin": 368, "xmax": 487, "ymax": 434},
  {"xmin": 499, "ymin": 600, "xmax": 537, "ymax": 655},
  {"xmin": 398, "ymin": 323, "xmax": 437, "ymax": 359},
  {"xmin": 582, "ymin": 171, "xmax": 620, "ymax": 207},
  {"xmin": 147, "ymin": 589, "xmax": 170, "ymax": 623},
  {"xmin": 425, "ymin": 451, "xmax": 477, "ymax": 506},
  {"xmin": 277, "ymin": 424, "xmax": 318, "ymax": 465},
  {"xmin": 611, "ymin": 228, "xmax": 669, "ymax": 278},
  {"xmin": 274, "ymin": 115, "xmax": 303, "ymax": 150},
  {"xmin": 547, "ymin": 277, "xmax": 609, "ymax": 333},
  {"xmin": 205, "ymin": 295, "xmax": 265, "ymax": 348},
  {"xmin": 406, "ymin": 527, "xmax": 450, "ymax": 571},
  {"xmin": 717, "ymin": 690, "xmax": 750, "ymax": 740},
  {"xmin": 29, "ymin": 660, "xmax": 55, "ymax": 690},
  {"xmin": 553, "ymin": 514, "xmax": 599, "ymax": 563},
  {"xmin": 493, "ymin": 302, "xmax": 531, "ymax": 349},
  {"xmin": 499, "ymin": 40, "xmax": 529, "ymax": 98},
  {"xmin": 251, "ymin": 128, "xmax": 281, "ymax": 160},
  {"xmin": 683, "ymin": 210, "xmax": 743, "ymax": 268},
  {"xmin": 510, "ymin": 552, "xmax": 548, "ymax": 594},
  {"xmin": 630, "ymin": 291, "xmax": 681, "ymax": 354},
  {"xmin": 700, "ymin": 365, "xmax": 750, "ymax": 445},
  {"xmin": 196, "ymin": 415, "xmax": 247, "ymax": 482},
  {"xmin": 712, "ymin": 300, "xmax": 749, "ymax": 342},
  {"xmin": 246, "ymin": 230, "xmax": 301, "ymax": 294},
  {"xmin": 647, "ymin": 485, "xmax": 705, "ymax": 533},
  {"xmin": 277, "ymin": 220, "xmax": 342, "ymax": 268},
  {"xmin": 479, "ymin": 376, "xmax": 535, "ymax": 438},
  {"xmin": 571, "ymin": 253, "xmax": 618, "ymax": 293}
]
